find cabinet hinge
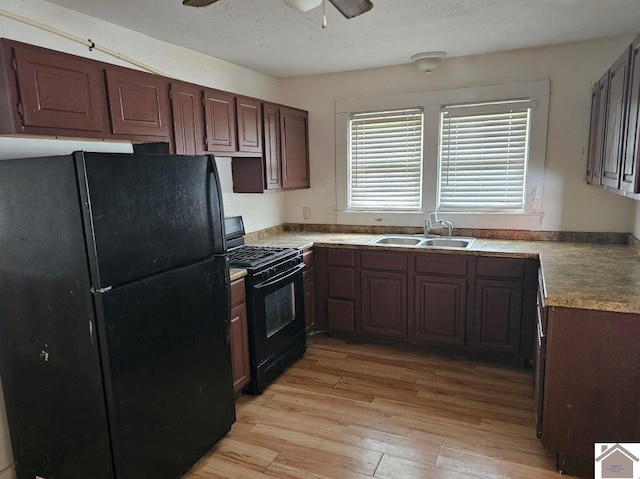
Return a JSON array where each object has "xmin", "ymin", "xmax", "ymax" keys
[
  {"xmin": 16, "ymin": 102, "xmax": 24, "ymax": 122},
  {"xmin": 10, "ymin": 56, "xmax": 17, "ymax": 71},
  {"xmin": 168, "ymin": 88, "xmax": 173, "ymax": 100},
  {"xmin": 201, "ymin": 96, "xmax": 206, "ymax": 107}
]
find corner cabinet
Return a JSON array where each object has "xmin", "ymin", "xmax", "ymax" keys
[
  {"xmin": 586, "ymin": 33, "xmax": 640, "ymax": 195},
  {"xmin": 0, "ymin": 39, "xmax": 110, "ymax": 138}
]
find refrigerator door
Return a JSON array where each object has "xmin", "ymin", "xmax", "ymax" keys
[
  {"xmin": 94, "ymin": 256, "xmax": 235, "ymax": 478},
  {"xmin": 0, "ymin": 156, "xmax": 113, "ymax": 479},
  {"xmin": 76, "ymin": 152, "xmax": 226, "ymax": 289}
]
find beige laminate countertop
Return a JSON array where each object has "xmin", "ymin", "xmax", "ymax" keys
[{"xmin": 246, "ymin": 232, "xmax": 640, "ymax": 315}]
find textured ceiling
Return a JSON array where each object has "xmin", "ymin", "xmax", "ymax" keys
[{"xmin": 43, "ymin": 0, "xmax": 640, "ymax": 78}]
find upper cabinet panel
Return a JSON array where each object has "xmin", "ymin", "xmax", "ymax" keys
[
  {"xmin": 622, "ymin": 36, "xmax": 640, "ymax": 193},
  {"xmin": 105, "ymin": 68, "xmax": 171, "ymax": 139},
  {"xmin": 204, "ymin": 89, "xmax": 237, "ymax": 153},
  {"xmin": 280, "ymin": 106, "xmax": 310, "ymax": 190},
  {"xmin": 601, "ymin": 47, "xmax": 631, "ymax": 189},
  {"xmin": 236, "ymin": 96, "xmax": 263, "ymax": 154},
  {"xmin": 0, "ymin": 39, "xmax": 109, "ymax": 137},
  {"xmin": 171, "ymin": 82, "xmax": 205, "ymax": 155}
]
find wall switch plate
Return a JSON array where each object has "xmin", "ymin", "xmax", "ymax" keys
[{"xmin": 303, "ymin": 207, "xmax": 311, "ymax": 219}]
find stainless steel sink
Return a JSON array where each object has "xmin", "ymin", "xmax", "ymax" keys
[
  {"xmin": 422, "ymin": 237, "xmax": 475, "ymax": 248},
  {"xmin": 369, "ymin": 234, "xmax": 475, "ymax": 249},
  {"xmin": 370, "ymin": 235, "xmax": 424, "ymax": 246}
]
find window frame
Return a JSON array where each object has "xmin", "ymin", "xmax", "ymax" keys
[{"xmin": 335, "ymin": 80, "xmax": 549, "ymax": 229}]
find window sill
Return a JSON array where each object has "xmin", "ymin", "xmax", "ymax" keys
[{"xmin": 336, "ymin": 210, "xmax": 545, "ymax": 230}]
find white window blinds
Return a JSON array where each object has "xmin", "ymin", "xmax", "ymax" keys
[
  {"xmin": 349, "ymin": 108, "xmax": 423, "ymax": 210},
  {"xmin": 438, "ymin": 100, "xmax": 533, "ymax": 211}
]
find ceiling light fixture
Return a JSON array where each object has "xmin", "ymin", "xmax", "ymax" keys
[
  {"xmin": 281, "ymin": 0, "xmax": 323, "ymax": 12},
  {"xmin": 411, "ymin": 51, "xmax": 447, "ymax": 74}
]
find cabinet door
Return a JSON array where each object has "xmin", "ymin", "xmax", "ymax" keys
[
  {"xmin": 105, "ymin": 69, "xmax": 171, "ymax": 138},
  {"xmin": 263, "ymin": 102, "xmax": 283, "ymax": 190},
  {"xmin": 414, "ymin": 275, "xmax": 466, "ymax": 347},
  {"xmin": 204, "ymin": 89, "xmax": 237, "ymax": 153},
  {"xmin": 473, "ymin": 279, "xmax": 522, "ymax": 354},
  {"xmin": 601, "ymin": 48, "xmax": 631, "ymax": 189},
  {"xmin": 280, "ymin": 107, "xmax": 310, "ymax": 189},
  {"xmin": 592, "ymin": 72, "xmax": 610, "ymax": 186},
  {"xmin": 236, "ymin": 96, "xmax": 262, "ymax": 153},
  {"xmin": 230, "ymin": 302, "xmax": 250, "ymax": 393},
  {"xmin": 170, "ymin": 83, "xmax": 204, "ymax": 155},
  {"xmin": 361, "ymin": 270, "xmax": 408, "ymax": 339},
  {"xmin": 12, "ymin": 43, "xmax": 108, "ymax": 134},
  {"xmin": 586, "ymin": 83, "xmax": 600, "ymax": 184},
  {"xmin": 621, "ymin": 37, "xmax": 640, "ymax": 193}
]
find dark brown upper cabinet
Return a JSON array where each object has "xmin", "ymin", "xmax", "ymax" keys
[
  {"xmin": 204, "ymin": 89, "xmax": 237, "ymax": 153},
  {"xmin": 170, "ymin": 82, "xmax": 204, "ymax": 155},
  {"xmin": 0, "ymin": 39, "xmax": 109, "ymax": 138},
  {"xmin": 601, "ymin": 47, "xmax": 631, "ymax": 189},
  {"xmin": 586, "ymin": 33, "xmax": 640, "ymax": 197},
  {"xmin": 280, "ymin": 106, "xmax": 310, "ymax": 190},
  {"xmin": 236, "ymin": 96, "xmax": 263, "ymax": 154},
  {"xmin": 263, "ymin": 102, "xmax": 283, "ymax": 191},
  {"xmin": 105, "ymin": 68, "xmax": 172, "ymax": 140},
  {"xmin": 621, "ymin": 36, "xmax": 640, "ymax": 193}
]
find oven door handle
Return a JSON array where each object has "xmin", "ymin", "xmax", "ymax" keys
[{"xmin": 254, "ymin": 263, "xmax": 305, "ymax": 290}]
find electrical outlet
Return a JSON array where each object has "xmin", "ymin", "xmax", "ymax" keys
[
  {"xmin": 303, "ymin": 207, "xmax": 311, "ymax": 219},
  {"xmin": 326, "ymin": 207, "xmax": 335, "ymax": 218}
]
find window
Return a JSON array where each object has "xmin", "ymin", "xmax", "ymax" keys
[
  {"xmin": 438, "ymin": 100, "xmax": 534, "ymax": 211},
  {"xmin": 335, "ymin": 80, "xmax": 549, "ymax": 228},
  {"xmin": 349, "ymin": 108, "xmax": 423, "ymax": 210}
]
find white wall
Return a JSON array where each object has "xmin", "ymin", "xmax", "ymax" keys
[
  {"xmin": 281, "ymin": 35, "xmax": 638, "ymax": 233},
  {"xmin": 0, "ymin": 0, "xmax": 286, "ymax": 233}
]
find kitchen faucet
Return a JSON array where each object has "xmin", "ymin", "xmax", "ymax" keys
[{"xmin": 424, "ymin": 212, "xmax": 453, "ymax": 238}]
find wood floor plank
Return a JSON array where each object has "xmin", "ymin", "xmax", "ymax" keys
[{"xmin": 182, "ymin": 337, "xmax": 576, "ymax": 479}]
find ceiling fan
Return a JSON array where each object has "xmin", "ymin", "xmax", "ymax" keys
[{"xmin": 182, "ymin": 0, "xmax": 373, "ymax": 20}]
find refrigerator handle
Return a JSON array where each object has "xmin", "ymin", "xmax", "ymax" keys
[{"xmin": 224, "ymin": 272, "xmax": 231, "ymax": 348}]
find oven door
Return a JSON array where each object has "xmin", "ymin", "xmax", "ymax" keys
[{"xmin": 250, "ymin": 262, "xmax": 306, "ymax": 370}]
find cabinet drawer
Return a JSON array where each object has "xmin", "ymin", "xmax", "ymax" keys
[
  {"xmin": 327, "ymin": 249, "xmax": 354, "ymax": 267},
  {"xmin": 230, "ymin": 278, "xmax": 246, "ymax": 307},
  {"xmin": 360, "ymin": 251, "xmax": 408, "ymax": 272},
  {"xmin": 476, "ymin": 257, "xmax": 525, "ymax": 278},
  {"xmin": 415, "ymin": 254, "xmax": 468, "ymax": 276},
  {"xmin": 303, "ymin": 249, "xmax": 314, "ymax": 270}
]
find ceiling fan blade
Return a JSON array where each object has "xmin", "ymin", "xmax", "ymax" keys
[
  {"xmin": 182, "ymin": 0, "xmax": 219, "ymax": 7},
  {"xmin": 327, "ymin": 0, "xmax": 373, "ymax": 18}
]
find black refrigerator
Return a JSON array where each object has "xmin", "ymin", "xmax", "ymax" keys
[{"xmin": 0, "ymin": 152, "xmax": 236, "ymax": 478}]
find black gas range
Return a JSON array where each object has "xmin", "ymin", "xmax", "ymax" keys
[{"xmin": 225, "ymin": 217, "xmax": 306, "ymax": 394}]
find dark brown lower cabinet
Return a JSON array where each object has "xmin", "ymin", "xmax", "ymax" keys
[
  {"xmin": 229, "ymin": 278, "xmax": 250, "ymax": 394},
  {"xmin": 541, "ymin": 306, "xmax": 640, "ymax": 477},
  {"xmin": 414, "ymin": 275, "xmax": 466, "ymax": 347},
  {"xmin": 361, "ymin": 270, "xmax": 408, "ymax": 339},
  {"xmin": 314, "ymin": 247, "xmax": 535, "ymax": 365},
  {"xmin": 473, "ymin": 279, "xmax": 522, "ymax": 354}
]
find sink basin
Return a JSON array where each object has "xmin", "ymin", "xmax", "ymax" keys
[
  {"xmin": 370, "ymin": 236, "xmax": 424, "ymax": 246},
  {"xmin": 422, "ymin": 237, "xmax": 475, "ymax": 248},
  {"xmin": 369, "ymin": 234, "xmax": 475, "ymax": 249}
]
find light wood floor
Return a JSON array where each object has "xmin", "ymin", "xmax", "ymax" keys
[{"xmin": 185, "ymin": 336, "xmax": 574, "ymax": 479}]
